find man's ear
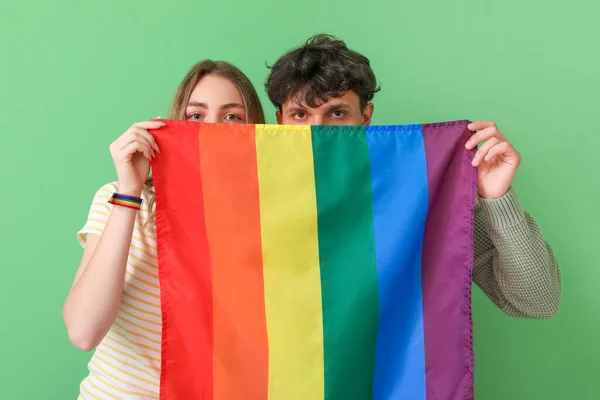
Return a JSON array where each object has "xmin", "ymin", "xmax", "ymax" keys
[
  {"xmin": 276, "ymin": 109, "xmax": 282, "ymax": 124},
  {"xmin": 362, "ymin": 103, "xmax": 374, "ymax": 126}
]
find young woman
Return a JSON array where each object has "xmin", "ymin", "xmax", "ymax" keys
[{"xmin": 63, "ymin": 60, "xmax": 266, "ymax": 399}]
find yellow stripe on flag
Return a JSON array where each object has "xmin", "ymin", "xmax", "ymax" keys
[{"xmin": 256, "ymin": 125, "xmax": 324, "ymax": 399}]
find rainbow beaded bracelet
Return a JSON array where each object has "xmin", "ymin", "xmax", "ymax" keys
[{"xmin": 108, "ymin": 193, "xmax": 143, "ymax": 210}]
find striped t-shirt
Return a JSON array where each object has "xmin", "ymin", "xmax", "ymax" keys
[{"xmin": 76, "ymin": 182, "xmax": 161, "ymax": 399}]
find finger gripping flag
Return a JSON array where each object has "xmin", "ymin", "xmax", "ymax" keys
[{"xmin": 151, "ymin": 121, "xmax": 477, "ymax": 400}]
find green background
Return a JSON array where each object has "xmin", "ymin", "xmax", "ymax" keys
[{"xmin": 1, "ymin": 0, "xmax": 598, "ymax": 398}]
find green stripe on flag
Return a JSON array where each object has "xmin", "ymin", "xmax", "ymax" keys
[{"xmin": 311, "ymin": 125, "xmax": 380, "ymax": 399}]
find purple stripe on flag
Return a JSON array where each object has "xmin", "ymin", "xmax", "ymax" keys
[{"xmin": 421, "ymin": 120, "xmax": 477, "ymax": 399}]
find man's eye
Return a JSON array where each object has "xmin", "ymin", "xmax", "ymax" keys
[
  {"xmin": 293, "ymin": 113, "xmax": 305, "ymax": 120},
  {"xmin": 332, "ymin": 111, "xmax": 346, "ymax": 118},
  {"xmin": 187, "ymin": 113, "xmax": 203, "ymax": 121}
]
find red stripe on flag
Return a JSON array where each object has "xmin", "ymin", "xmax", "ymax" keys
[
  {"xmin": 198, "ymin": 123, "xmax": 269, "ymax": 399},
  {"xmin": 152, "ymin": 121, "xmax": 214, "ymax": 399}
]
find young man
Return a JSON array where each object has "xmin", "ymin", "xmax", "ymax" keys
[{"xmin": 265, "ymin": 34, "xmax": 561, "ymax": 319}]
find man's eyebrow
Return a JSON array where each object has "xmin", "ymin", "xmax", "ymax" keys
[
  {"xmin": 325, "ymin": 103, "xmax": 351, "ymax": 112},
  {"xmin": 287, "ymin": 106, "xmax": 307, "ymax": 113}
]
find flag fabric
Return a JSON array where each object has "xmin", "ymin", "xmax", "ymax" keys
[{"xmin": 151, "ymin": 120, "xmax": 477, "ymax": 400}]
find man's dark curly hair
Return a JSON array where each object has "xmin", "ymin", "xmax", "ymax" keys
[{"xmin": 265, "ymin": 34, "xmax": 380, "ymax": 110}]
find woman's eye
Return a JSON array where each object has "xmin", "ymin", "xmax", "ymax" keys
[
  {"xmin": 224, "ymin": 114, "xmax": 243, "ymax": 122},
  {"xmin": 188, "ymin": 113, "xmax": 203, "ymax": 121}
]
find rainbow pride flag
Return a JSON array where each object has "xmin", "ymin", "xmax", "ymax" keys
[{"xmin": 151, "ymin": 120, "xmax": 476, "ymax": 400}]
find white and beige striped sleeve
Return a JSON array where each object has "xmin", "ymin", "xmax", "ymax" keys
[{"xmin": 77, "ymin": 182, "xmax": 118, "ymax": 247}]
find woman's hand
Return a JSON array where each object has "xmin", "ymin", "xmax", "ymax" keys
[{"xmin": 109, "ymin": 121, "xmax": 164, "ymax": 194}]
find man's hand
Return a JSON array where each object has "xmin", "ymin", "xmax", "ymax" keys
[{"xmin": 466, "ymin": 121, "xmax": 521, "ymax": 199}]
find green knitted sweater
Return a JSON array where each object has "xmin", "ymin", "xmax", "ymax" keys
[{"xmin": 473, "ymin": 188, "xmax": 561, "ymax": 318}]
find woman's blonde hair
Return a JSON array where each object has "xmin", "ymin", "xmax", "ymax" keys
[{"xmin": 144, "ymin": 60, "xmax": 266, "ymax": 224}]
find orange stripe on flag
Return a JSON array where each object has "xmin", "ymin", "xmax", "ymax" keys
[{"xmin": 199, "ymin": 123, "xmax": 269, "ymax": 399}]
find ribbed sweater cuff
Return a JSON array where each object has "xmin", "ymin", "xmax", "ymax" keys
[{"xmin": 478, "ymin": 187, "xmax": 526, "ymax": 229}]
